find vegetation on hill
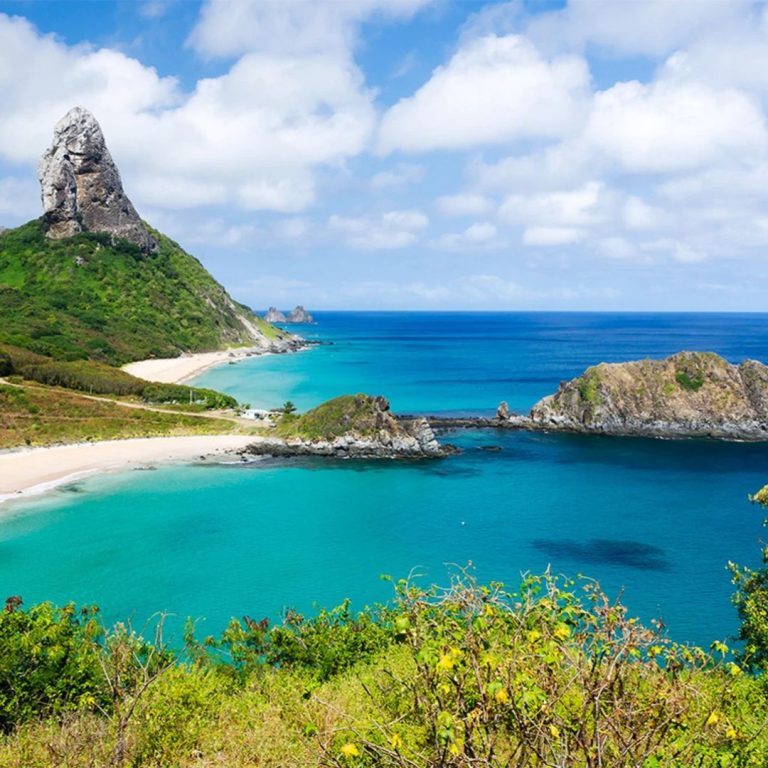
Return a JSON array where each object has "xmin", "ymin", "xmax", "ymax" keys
[
  {"xmin": 0, "ymin": 344, "xmax": 237, "ymax": 410},
  {"xmin": 0, "ymin": 572, "xmax": 765, "ymax": 767},
  {"xmin": 276, "ymin": 394, "xmax": 392, "ymax": 440},
  {"xmin": 0, "ymin": 219, "xmax": 285, "ymax": 365},
  {"xmin": 0, "ymin": 382, "xmax": 241, "ymax": 448}
]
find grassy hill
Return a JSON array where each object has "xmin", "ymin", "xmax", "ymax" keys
[
  {"xmin": 0, "ymin": 381, "xmax": 241, "ymax": 448},
  {"xmin": 0, "ymin": 219, "xmax": 281, "ymax": 365}
]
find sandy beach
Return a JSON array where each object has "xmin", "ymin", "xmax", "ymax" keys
[
  {"xmin": 122, "ymin": 348, "xmax": 262, "ymax": 384},
  {"xmin": 0, "ymin": 435, "xmax": 255, "ymax": 505}
]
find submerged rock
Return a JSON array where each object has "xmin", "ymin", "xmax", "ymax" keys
[
  {"xmin": 38, "ymin": 106, "xmax": 156, "ymax": 252},
  {"xmin": 528, "ymin": 351, "xmax": 768, "ymax": 440}
]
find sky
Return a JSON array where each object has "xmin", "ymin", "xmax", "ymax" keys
[{"xmin": 0, "ymin": 0, "xmax": 767, "ymax": 312}]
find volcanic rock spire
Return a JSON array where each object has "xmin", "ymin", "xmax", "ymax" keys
[{"xmin": 38, "ymin": 107, "xmax": 156, "ymax": 252}]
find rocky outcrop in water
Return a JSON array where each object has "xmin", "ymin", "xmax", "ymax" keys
[
  {"xmin": 264, "ymin": 307, "xmax": 287, "ymax": 323},
  {"xmin": 526, "ymin": 351, "xmax": 768, "ymax": 440},
  {"xmin": 38, "ymin": 107, "xmax": 156, "ymax": 252},
  {"xmin": 287, "ymin": 305, "xmax": 314, "ymax": 324},
  {"xmin": 244, "ymin": 394, "xmax": 452, "ymax": 458}
]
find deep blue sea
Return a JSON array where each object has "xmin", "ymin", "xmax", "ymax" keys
[{"xmin": 2, "ymin": 312, "xmax": 768, "ymax": 648}]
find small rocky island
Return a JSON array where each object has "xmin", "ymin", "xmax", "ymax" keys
[
  {"xmin": 263, "ymin": 306, "xmax": 315, "ymax": 324},
  {"xmin": 522, "ymin": 351, "xmax": 768, "ymax": 440},
  {"xmin": 244, "ymin": 394, "xmax": 451, "ymax": 458}
]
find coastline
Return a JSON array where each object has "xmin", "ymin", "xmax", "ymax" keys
[
  {"xmin": 121, "ymin": 348, "xmax": 266, "ymax": 384},
  {"xmin": 0, "ymin": 435, "xmax": 256, "ymax": 506}
]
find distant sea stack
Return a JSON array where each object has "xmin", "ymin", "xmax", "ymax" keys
[
  {"xmin": 38, "ymin": 106, "xmax": 156, "ymax": 252},
  {"xmin": 287, "ymin": 305, "xmax": 314, "ymax": 324},
  {"xmin": 526, "ymin": 351, "xmax": 768, "ymax": 440},
  {"xmin": 264, "ymin": 305, "xmax": 315, "ymax": 324},
  {"xmin": 264, "ymin": 307, "xmax": 287, "ymax": 323}
]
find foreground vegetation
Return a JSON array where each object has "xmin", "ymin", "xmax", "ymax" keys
[
  {"xmin": 1, "ymin": 570, "xmax": 766, "ymax": 768},
  {"xmin": 0, "ymin": 219, "xmax": 285, "ymax": 365}
]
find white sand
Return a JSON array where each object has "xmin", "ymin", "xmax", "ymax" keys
[
  {"xmin": 0, "ymin": 435, "xmax": 255, "ymax": 505},
  {"xmin": 122, "ymin": 349, "xmax": 261, "ymax": 384}
]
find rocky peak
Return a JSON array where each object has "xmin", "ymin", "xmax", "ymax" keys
[
  {"xmin": 38, "ymin": 107, "xmax": 156, "ymax": 252},
  {"xmin": 264, "ymin": 307, "xmax": 287, "ymax": 323},
  {"xmin": 287, "ymin": 305, "xmax": 314, "ymax": 324}
]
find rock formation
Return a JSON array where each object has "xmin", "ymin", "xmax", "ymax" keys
[
  {"xmin": 264, "ymin": 307, "xmax": 287, "ymax": 323},
  {"xmin": 38, "ymin": 106, "xmax": 156, "ymax": 252},
  {"xmin": 287, "ymin": 305, "xmax": 314, "ymax": 324},
  {"xmin": 527, "ymin": 351, "xmax": 768, "ymax": 440},
  {"xmin": 244, "ymin": 394, "xmax": 452, "ymax": 458}
]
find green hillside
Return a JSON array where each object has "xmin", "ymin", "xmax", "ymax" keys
[{"xmin": 0, "ymin": 219, "xmax": 280, "ymax": 365}]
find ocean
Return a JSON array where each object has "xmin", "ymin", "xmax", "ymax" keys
[{"xmin": 2, "ymin": 312, "xmax": 768, "ymax": 648}]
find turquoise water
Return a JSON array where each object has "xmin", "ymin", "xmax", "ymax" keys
[{"xmin": 2, "ymin": 313, "xmax": 768, "ymax": 647}]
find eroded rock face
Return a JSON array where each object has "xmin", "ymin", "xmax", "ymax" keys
[
  {"xmin": 529, "ymin": 351, "xmax": 768, "ymax": 440},
  {"xmin": 38, "ymin": 107, "xmax": 156, "ymax": 252}
]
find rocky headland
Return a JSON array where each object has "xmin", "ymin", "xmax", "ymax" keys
[
  {"xmin": 243, "ymin": 394, "xmax": 453, "ymax": 458},
  {"xmin": 522, "ymin": 351, "xmax": 768, "ymax": 440}
]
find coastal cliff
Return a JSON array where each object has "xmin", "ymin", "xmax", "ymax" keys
[
  {"xmin": 527, "ymin": 351, "xmax": 768, "ymax": 440},
  {"xmin": 245, "ymin": 394, "xmax": 451, "ymax": 458}
]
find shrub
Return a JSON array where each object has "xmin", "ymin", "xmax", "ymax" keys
[{"xmin": 0, "ymin": 600, "xmax": 104, "ymax": 731}]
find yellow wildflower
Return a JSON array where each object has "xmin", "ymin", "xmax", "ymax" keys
[
  {"xmin": 726, "ymin": 726, "xmax": 738, "ymax": 740},
  {"xmin": 549, "ymin": 725, "xmax": 560, "ymax": 738},
  {"xmin": 553, "ymin": 623, "xmax": 570, "ymax": 641},
  {"xmin": 526, "ymin": 629, "xmax": 542, "ymax": 644},
  {"xmin": 727, "ymin": 662, "xmax": 742, "ymax": 676},
  {"xmin": 494, "ymin": 688, "xmax": 510, "ymax": 704},
  {"xmin": 390, "ymin": 733, "xmax": 403, "ymax": 750},
  {"xmin": 340, "ymin": 743, "xmax": 360, "ymax": 759},
  {"xmin": 706, "ymin": 711, "xmax": 720, "ymax": 727}
]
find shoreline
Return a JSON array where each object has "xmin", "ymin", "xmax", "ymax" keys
[
  {"xmin": 121, "ymin": 347, "xmax": 267, "ymax": 385},
  {"xmin": 0, "ymin": 435, "xmax": 256, "ymax": 507}
]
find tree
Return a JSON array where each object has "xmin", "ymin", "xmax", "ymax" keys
[
  {"xmin": 729, "ymin": 484, "xmax": 768, "ymax": 672},
  {"xmin": 281, "ymin": 400, "xmax": 297, "ymax": 415}
]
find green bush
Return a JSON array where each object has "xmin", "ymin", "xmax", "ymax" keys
[
  {"xmin": 675, "ymin": 370, "xmax": 704, "ymax": 391},
  {"xmin": 0, "ymin": 601, "xmax": 104, "ymax": 731}
]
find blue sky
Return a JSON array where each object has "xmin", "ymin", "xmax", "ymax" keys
[{"xmin": 0, "ymin": 0, "xmax": 767, "ymax": 311}]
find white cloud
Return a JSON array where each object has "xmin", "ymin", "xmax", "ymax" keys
[
  {"xmin": 371, "ymin": 163, "xmax": 424, "ymax": 189},
  {"xmin": 0, "ymin": 13, "xmax": 375, "ymax": 215},
  {"xmin": 328, "ymin": 209, "xmax": 428, "ymax": 249},
  {"xmin": 435, "ymin": 193, "xmax": 494, "ymax": 216},
  {"xmin": 188, "ymin": 0, "xmax": 433, "ymax": 58},
  {"xmin": 522, "ymin": 226, "xmax": 584, "ymax": 246},
  {"xmin": 622, "ymin": 196, "xmax": 662, "ymax": 230},
  {"xmin": 500, "ymin": 181, "xmax": 607, "ymax": 228},
  {"xmin": 378, "ymin": 34, "xmax": 590, "ymax": 153},
  {"xmin": 585, "ymin": 78, "xmax": 767, "ymax": 174},
  {"xmin": 433, "ymin": 221, "xmax": 499, "ymax": 250},
  {"xmin": 597, "ymin": 236, "xmax": 638, "ymax": 260},
  {"xmin": 526, "ymin": 0, "xmax": 752, "ymax": 58}
]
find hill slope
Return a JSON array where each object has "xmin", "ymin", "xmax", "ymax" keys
[{"xmin": 0, "ymin": 218, "xmax": 291, "ymax": 365}]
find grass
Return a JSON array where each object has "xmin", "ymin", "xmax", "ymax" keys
[
  {"xmin": 275, "ymin": 394, "xmax": 385, "ymax": 440},
  {"xmin": 675, "ymin": 370, "xmax": 705, "ymax": 391},
  {"xmin": 0, "ymin": 382, "xmax": 241, "ymax": 448},
  {"xmin": 0, "ymin": 219, "xmax": 283, "ymax": 365},
  {"xmin": 577, "ymin": 367, "xmax": 602, "ymax": 404}
]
